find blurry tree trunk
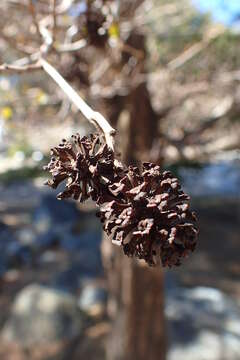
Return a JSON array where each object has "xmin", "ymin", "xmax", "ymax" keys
[
  {"xmin": 101, "ymin": 32, "xmax": 167, "ymax": 359},
  {"xmin": 102, "ymin": 251, "xmax": 166, "ymax": 360}
]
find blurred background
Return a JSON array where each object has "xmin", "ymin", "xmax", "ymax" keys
[{"xmin": 0, "ymin": 0, "xmax": 240, "ymax": 359}]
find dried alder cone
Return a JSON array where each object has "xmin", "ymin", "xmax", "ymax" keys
[
  {"xmin": 44, "ymin": 133, "xmax": 198, "ymax": 267},
  {"xmin": 98, "ymin": 164, "xmax": 198, "ymax": 267},
  {"xmin": 43, "ymin": 133, "xmax": 124, "ymax": 204}
]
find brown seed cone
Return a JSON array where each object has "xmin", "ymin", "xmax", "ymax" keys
[
  {"xmin": 44, "ymin": 134, "xmax": 198, "ymax": 268},
  {"xmin": 43, "ymin": 133, "xmax": 124, "ymax": 204},
  {"xmin": 98, "ymin": 163, "xmax": 198, "ymax": 267}
]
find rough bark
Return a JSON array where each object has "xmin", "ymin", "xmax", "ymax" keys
[
  {"xmin": 102, "ymin": 34, "xmax": 167, "ymax": 359},
  {"xmin": 102, "ymin": 249, "xmax": 166, "ymax": 360}
]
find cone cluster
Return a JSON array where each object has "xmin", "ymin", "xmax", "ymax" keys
[{"xmin": 44, "ymin": 134, "xmax": 198, "ymax": 267}]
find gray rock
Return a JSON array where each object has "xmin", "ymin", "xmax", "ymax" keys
[
  {"xmin": 33, "ymin": 209, "xmax": 51, "ymax": 234},
  {"xmin": 34, "ymin": 231, "xmax": 60, "ymax": 249},
  {"xmin": 60, "ymin": 231, "xmax": 101, "ymax": 252},
  {"xmin": 33, "ymin": 194, "xmax": 79, "ymax": 228},
  {"xmin": 53, "ymin": 251, "xmax": 103, "ymax": 292},
  {"xmin": 0, "ymin": 223, "xmax": 16, "ymax": 251},
  {"xmin": 0, "ymin": 223, "xmax": 15, "ymax": 274},
  {"xmin": 16, "ymin": 228, "xmax": 36, "ymax": 246},
  {"xmin": 6, "ymin": 241, "xmax": 32, "ymax": 267},
  {"xmin": 166, "ymin": 286, "xmax": 240, "ymax": 360},
  {"xmin": 180, "ymin": 161, "xmax": 240, "ymax": 197},
  {"xmin": 78, "ymin": 282, "xmax": 107, "ymax": 316},
  {"xmin": 39, "ymin": 250, "xmax": 59, "ymax": 264},
  {"xmin": 2, "ymin": 284, "xmax": 84, "ymax": 346}
]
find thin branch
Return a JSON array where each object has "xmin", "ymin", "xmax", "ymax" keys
[
  {"xmin": 120, "ymin": 42, "xmax": 145, "ymax": 60},
  {"xmin": 168, "ymin": 42, "xmax": 206, "ymax": 70},
  {"xmin": 12, "ymin": 52, "xmax": 41, "ymax": 66},
  {"xmin": 56, "ymin": 39, "xmax": 87, "ymax": 53},
  {"xmin": 164, "ymin": 96, "xmax": 234, "ymax": 155},
  {"xmin": 0, "ymin": 61, "xmax": 42, "ymax": 73},
  {"xmin": 0, "ymin": 57, "xmax": 116, "ymax": 150},
  {"xmin": 182, "ymin": 96, "xmax": 234, "ymax": 142},
  {"xmin": 38, "ymin": 17, "xmax": 54, "ymax": 53},
  {"xmin": 28, "ymin": 0, "xmax": 42, "ymax": 40},
  {"xmin": 168, "ymin": 26, "xmax": 224, "ymax": 71},
  {"xmin": 19, "ymin": 0, "xmax": 73, "ymax": 15},
  {"xmin": 39, "ymin": 24, "xmax": 53, "ymax": 53},
  {"xmin": 51, "ymin": 0, "xmax": 57, "ymax": 42},
  {"xmin": 0, "ymin": 56, "xmax": 115, "ymax": 150},
  {"xmin": 55, "ymin": 0, "xmax": 74, "ymax": 14},
  {"xmin": 90, "ymin": 58, "xmax": 111, "ymax": 83},
  {"xmin": 40, "ymin": 58, "xmax": 116, "ymax": 150}
]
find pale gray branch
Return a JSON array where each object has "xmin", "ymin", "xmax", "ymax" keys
[
  {"xmin": 40, "ymin": 58, "xmax": 116, "ymax": 150},
  {"xmin": 56, "ymin": 39, "xmax": 87, "ymax": 53},
  {"xmin": 0, "ymin": 61, "xmax": 42, "ymax": 73}
]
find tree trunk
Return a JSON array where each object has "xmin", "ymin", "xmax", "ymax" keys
[
  {"xmin": 102, "ymin": 58, "xmax": 167, "ymax": 360},
  {"xmin": 103, "ymin": 250, "xmax": 166, "ymax": 360}
]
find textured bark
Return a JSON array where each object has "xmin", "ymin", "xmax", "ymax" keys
[
  {"xmin": 127, "ymin": 263, "xmax": 166, "ymax": 360},
  {"xmin": 102, "ymin": 32, "xmax": 167, "ymax": 359},
  {"xmin": 126, "ymin": 81, "xmax": 160, "ymax": 164},
  {"xmin": 103, "ymin": 249, "xmax": 166, "ymax": 360}
]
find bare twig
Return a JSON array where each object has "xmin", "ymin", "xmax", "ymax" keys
[
  {"xmin": 0, "ymin": 55, "xmax": 115, "ymax": 150},
  {"xmin": 38, "ymin": 17, "xmax": 54, "ymax": 53},
  {"xmin": 168, "ymin": 26, "xmax": 224, "ymax": 70},
  {"xmin": 51, "ymin": 0, "xmax": 57, "ymax": 42},
  {"xmin": 56, "ymin": 39, "xmax": 87, "ymax": 53},
  {"xmin": 12, "ymin": 52, "xmax": 41, "ymax": 66},
  {"xmin": 0, "ymin": 61, "xmax": 42, "ymax": 73},
  {"xmin": 20, "ymin": 0, "xmax": 73, "ymax": 14},
  {"xmin": 168, "ymin": 42, "xmax": 207, "ymax": 70},
  {"xmin": 164, "ymin": 96, "xmax": 235, "ymax": 160},
  {"xmin": 215, "ymin": 70, "xmax": 240, "ymax": 83},
  {"xmin": 204, "ymin": 132, "xmax": 240, "ymax": 154},
  {"xmin": 120, "ymin": 42, "xmax": 145, "ymax": 60},
  {"xmin": 40, "ymin": 58, "xmax": 116, "ymax": 150},
  {"xmin": 28, "ymin": 0, "xmax": 42, "ymax": 40},
  {"xmin": 39, "ymin": 25, "xmax": 53, "ymax": 53},
  {"xmin": 55, "ymin": 0, "xmax": 74, "ymax": 14},
  {"xmin": 182, "ymin": 96, "xmax": 234, "ymax": 143},
  {"xmin": 90, "ymin": 58, "xmax": 111, "ymax": 83}
]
